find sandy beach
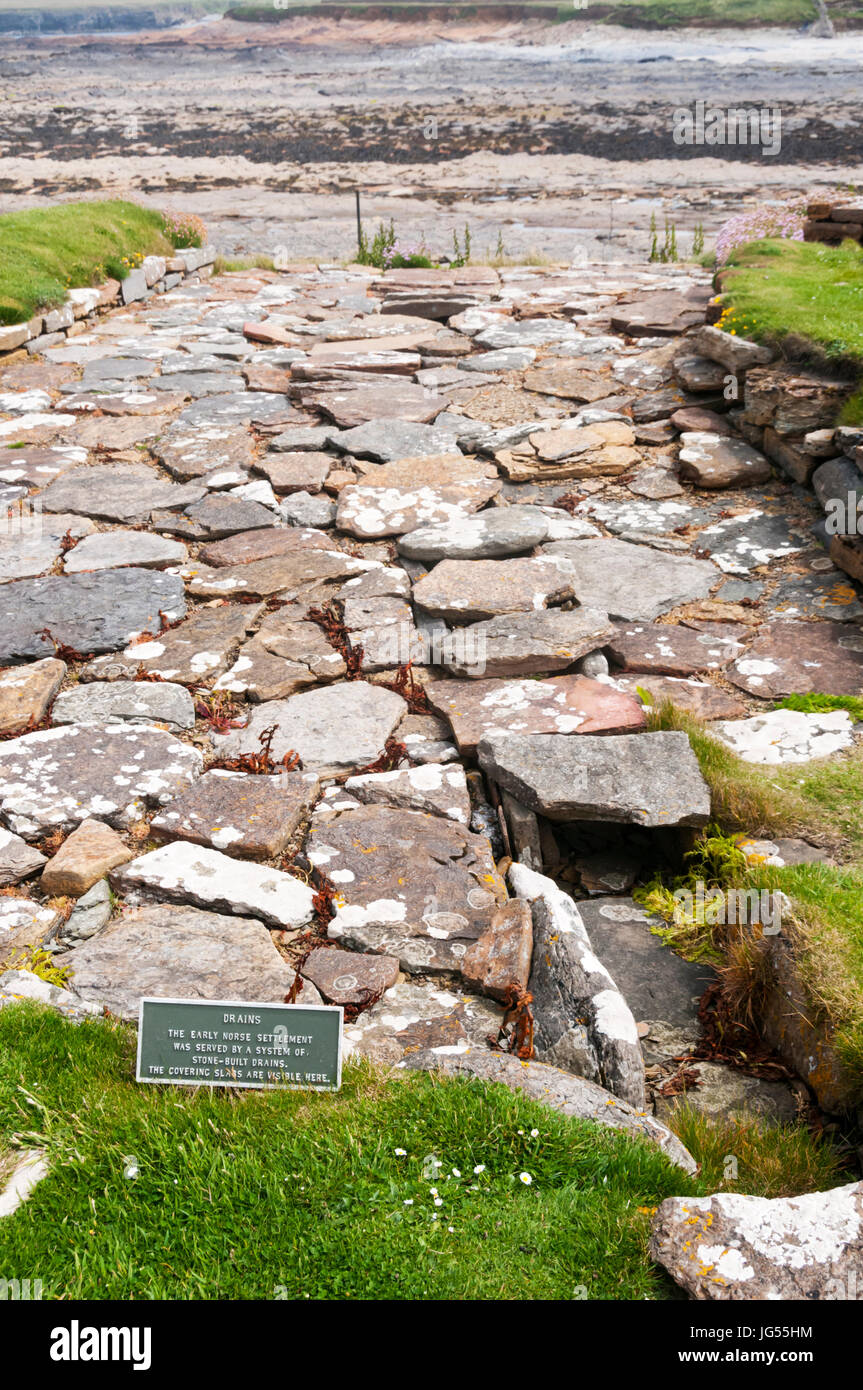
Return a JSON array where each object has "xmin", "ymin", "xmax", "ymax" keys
[{"xmin": 0, "ymin": 14, "xmax": 861, "ymax": 259}]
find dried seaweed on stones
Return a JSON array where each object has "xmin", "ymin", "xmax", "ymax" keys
[{"xmin": 379, "ymin": 661, "xmax": 431, "ymax": 714}]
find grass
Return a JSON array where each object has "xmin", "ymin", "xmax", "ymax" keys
[
  {"xmin": 720, "ymin": 236, "xmax": 863, "ymax": 363},
  {"xmin": 599, "ymin": 0, "xmax": 816, "ymax": 22},
  {"xmin": 0, "ymin": 1147, "xmax": 15, "ymax": 1193},
  {"xmin": 228, "ymin": 0, "xmax": 820, "ymax": 23},
  {"xmin": 0, "ymin": 1004, "xmax": 689, "ymax": 1301},
  {"xmin": 774, "ymin": 691, "xmax": 863, "ymax": 721},
  {"xmin": 0, "ymin": 1003, "xmax": 845, "ymax": 1300},
  {"xmin": 670, "ymin": 1106, "xmax": 846, "ymax": 1198},
  {"xmin": 642, "ymin": 699, "xmax": 863, "ymax": 1091},
  {"xmin": 212, "ymin": 255, "xmax": 277, "ymax": 274},
  {"xmin": 0, "ymin": 200, "xmax": 174, "ymax": 326}
]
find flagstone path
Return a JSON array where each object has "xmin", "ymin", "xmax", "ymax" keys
[{"xmin": 1, "ymin": 253, "xmax": 858, "ymax": 1146}]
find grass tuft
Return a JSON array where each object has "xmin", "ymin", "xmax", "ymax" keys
[
  {"xmin": 669, "ymin": 1106, "xmax": 848, "ymax": 1199},
  {"xmin": 774, "ymin": 691, "xmax": 863, "ymax": 722}
]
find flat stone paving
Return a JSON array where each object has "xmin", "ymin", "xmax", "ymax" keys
[{"xmin": 0, "ymin": 255, "xmax": 847, "ymax": 1136}]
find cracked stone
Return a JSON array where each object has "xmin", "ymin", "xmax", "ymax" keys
[
  {"xmin": 185, "ymin": 548, "xmax": 376, "ymax": 601},
  {"xmin": 436, "ymin": 607, "xmax": 614, "ymax": 678},
  {"xmin": 182, "ymin": 494, "xmax": 277, "ymax": 538},
  {"xmin": 728, "ymin": 619, "xmax": 863, "ymax": 697},
  {"xmin": 301, "ymin": 946, "xmax": 400, "ymax": 1006},
  {"xmin": 153, "ymin": 425, "xmax": 258, "ymax": 481},
  {"xmin": 215, "ymin": 681, "xmax": 406, "ymax": 774},
  {"xmin": 199, "ymin": 524, "xmax": 334, "ymax": 567},
  {"xmin": 461, "ymin": 898, "xmax": 533, "ymax": 1001},
  {"xmin": 308, "ymin": 803, "xmax": 506, "ymax": 976},
  {"xmin": 63, "ymin": 530, "xmax": 188, "ymax": 572},
  {"xmin": 649, "ymin": 1181, "xmax": 862, "ymax": 1300},
  {"xmin": 343, "ymin": 760, "xmax": 471, "ymax": 824},
  {"xmin": 412, "ymin": 557, "xmax": 574, "ymax": 623},
  {"xmin": 41, "ymin": 462, "xmax": 205, "ymax": 522},
  {"xmin": 255, "ymin": 451, "xmax": 334, "ymax": 494},
  {"xmin": 678, "ymin": 432, "xmax": 772, "ymax": 489},
  {"xmin": 541, "ymin": 539, "xmax": 717, "ymax": 620},
  {"xmin": 0, "ymin": 657, "xmax": 66, "ymax": 734},
  {"xmin": 251, "ymin": 606, "xmax": 347, "ymax": 681},
  {"xmin": 0, "ymin": 827, "xmax": 46, "ymax": 886},
  {"xmin": 82, "ymin": 603, "xmax": 259, "ymax": 684},
  {"xmin": 0, "ymin": 569, "xmax": 186, "ymax": 663},
  {"xmin": 0, "ymin": 898, "xmax": 61, "ymax": 956},
  {"xmin": 336, "ymin": 456, "xmax": 500, "ymax": 539},
  {"xmin": 607, "ymin": 622, "xmax": 743, "ymax": 676},
  {"xmin": 397, "ymin": 505, "xmax": 548, "ymax": 561},
  {"xmin": 478, "ymin": 729, "xmax": 711, "ymax": 827},
  {"xmin": 330, "ymin": 419, "xmax": 463, "ymax": 461},
  {"xmin": 343, "ymin": 977, "xmax": 502, "ymax": 1065},
  {"xmin": 220, "ymin": 621, "xmax": 322, "ymax": 689},
  {"xmin": 280, "ymin": 490, "xmax": 337, "ymax": 527}
]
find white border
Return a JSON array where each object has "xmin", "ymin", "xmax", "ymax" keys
[{"xmin": 136, "ymin": 995, "xmax": 343, "ymax": 1091}]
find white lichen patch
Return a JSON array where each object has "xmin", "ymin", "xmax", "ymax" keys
[{"xmin": 715, "ymin": 709, "xmax": 854, "ymax": 765}]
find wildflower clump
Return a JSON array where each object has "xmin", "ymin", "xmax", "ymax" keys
[
  {"xmin": 715, "ymin": 202, "xmax": 805, "ymax": 266},
  {"xmin": 161, "ymin": 210, "xmax": 206, "ymax": 250}
]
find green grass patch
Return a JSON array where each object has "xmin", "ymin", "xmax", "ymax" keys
[
  {"xmin": 0, "ymin": 200, "xmax": 175, "ymax": 326},
  {"xmin": 228, "ymin": 0, "xmax": 818, "ymax": 23},
  {"xmin": 0, "ymin": 1003, "xmax": 844, "ymax": 1300},
  {"xmin": 670, "ymin": 1106, "xmax": 846, "ymax": 1197},
  {"xmin": 642, "ymin": 699, "xmax": 863, "ymax": 1088},
  {"xmin": 719, "ymin": 236, "xmax": 863, "ymax": 364},
  {"xmin": 0, "ymin": 1004, "xmax": 693, "ymax": 1301},
  {"xmin": 595, "ymin": 0, "xmax": 815, "ymax": 24},
  {"xmin": 773, "ymin": 691, "xmax": 863, "ymax": 722}
]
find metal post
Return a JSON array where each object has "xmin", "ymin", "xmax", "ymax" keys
[{"xmin": 355, "ymin": 189, "xmax": 362, "ymax": 258}]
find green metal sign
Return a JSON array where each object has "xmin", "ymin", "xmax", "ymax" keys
[{"xmin": 136, "ymin": 997, "xmax": 343, "ymax": 1091}]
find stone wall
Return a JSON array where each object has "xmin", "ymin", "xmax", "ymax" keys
[
  {"xmin": 804, "ymin": 197, "xmax": 863, "ymax": 245},
  {"xmin": 691, "ymin": 326, "xmax": 863, "ymax": 589}
]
